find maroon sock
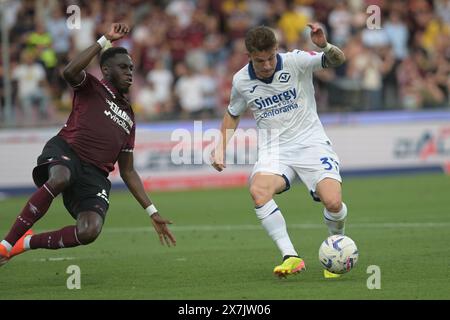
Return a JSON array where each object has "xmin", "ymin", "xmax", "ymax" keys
[
  {"xmin": 4, "ymin": 183, "xmax": 57, "ymax": 245},
  {"xmin": 30, "ymin": 226, "xmax": 83, "ymax": 249}
]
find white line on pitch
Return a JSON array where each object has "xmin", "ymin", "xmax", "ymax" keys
[{"xmin": 100, "ymin": 222, "xmax": 450, "ymax": 233}]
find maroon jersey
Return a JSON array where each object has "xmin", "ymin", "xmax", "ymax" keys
[{"xmin": 58, "ymin": 72, "xmax": 135, "ymax": 173}]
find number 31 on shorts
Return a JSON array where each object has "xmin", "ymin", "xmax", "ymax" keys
[{"xmin": 320, "ymin": 157, "xmax": 339, "ymax": 172}]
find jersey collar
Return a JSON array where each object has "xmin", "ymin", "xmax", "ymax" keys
[
  {"xmin": 248, "ymin": 53, "xmax": 283, "ymax": 84},
  {"xmin": 100, "ymin": 79, "xmax": 120, "ymax": 100}
]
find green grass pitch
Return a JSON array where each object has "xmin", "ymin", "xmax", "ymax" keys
[{"xmin": 0, "ymin": 173, "xmax": 449, "ymax": 300}]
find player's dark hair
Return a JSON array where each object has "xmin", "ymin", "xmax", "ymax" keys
[
  {"xmin": 245, "ymin": 26, "xmax": 277, "ymax": 53},
  {"xmin": 100, "ymin": 47, "xmax": 129, "ymax": 67}
]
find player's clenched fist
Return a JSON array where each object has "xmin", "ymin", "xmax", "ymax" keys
[
  {"xmin": 307, "ymin": 23, "xmax": 327, "ymax": 48},
  {"xmin": 105, "ymin": 23, "xmax": 130, "ymax": 42}
]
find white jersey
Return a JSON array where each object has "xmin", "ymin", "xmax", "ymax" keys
[{"xmin": 228, "ymin": 50, "xmax": 331, "ymax": 152}]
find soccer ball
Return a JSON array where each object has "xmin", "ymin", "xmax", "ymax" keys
[{"xmin": 318, "ymin": 235, "xmax": 359, "ymax": 274}]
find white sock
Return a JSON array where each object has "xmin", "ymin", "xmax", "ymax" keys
[
  {"xmin": 255, "ymin": 199, "xmax": 298, "ymax": 258},
  {"xmin": 323, "ymin": 202, "xmax": 347, "ymax": 235},
  {"xmin": 24, "ymin": 235, "xmax": 32, "ymax": 250},
  {"xmin": 1, "ymin": 240, "xmax": 12, "ymax": 252}
]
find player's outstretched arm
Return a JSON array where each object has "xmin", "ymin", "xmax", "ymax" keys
[
  {"xmin": 62, "ymin": 23, "xmax": 130, "ymax": 87},
  {"xmin": 118, "ymin": 152, "xmax": 176, "ymax": 247},
  {"xmin": 307, "ymin": 23, "xmax": 345, "ymax": 68},
  {"xmin": 211, "ymin": 111, "xmax": 240, "ymax": 172}
]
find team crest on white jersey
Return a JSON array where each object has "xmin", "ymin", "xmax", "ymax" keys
[{"xmin": 278, "ymin": 72, "xmax": 291, "ymax": 83}]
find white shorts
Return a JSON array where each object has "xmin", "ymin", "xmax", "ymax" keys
[{"xmin": 250, "ymin": 143, "xmax": 342, "ymax": 197}]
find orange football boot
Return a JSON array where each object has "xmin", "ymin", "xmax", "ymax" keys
[{"xmin": 10, "ymin": 229, "xmax": 34, "ymax": 258}]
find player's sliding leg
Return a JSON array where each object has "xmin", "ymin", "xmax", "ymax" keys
[
  {"xmin": 250, "ymin": 173, "xmax": 305, "ymax": 277},
  {"xmin": 9, "ymin": 211, "xmax": 103, "ymax": 258},
  {"xmin": 316, "ymin": 178, "xmax": 347, "ymax": 236},
  {"xmin": 316, "ymin": 178, "xmax": 346, "ymax": 278},
  {"xmin": 0, "ymin": 165, "xmax": 70, "ymax": 266}
]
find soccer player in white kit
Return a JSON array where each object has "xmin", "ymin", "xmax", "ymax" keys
[{"xmin": 211, "ymin": 23, "xmax": 347, "ymax": 278}]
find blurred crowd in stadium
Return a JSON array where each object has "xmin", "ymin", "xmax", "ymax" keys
[{"xmin": 0, "ymin": 0, "xmax": 449, "ymax": 127}]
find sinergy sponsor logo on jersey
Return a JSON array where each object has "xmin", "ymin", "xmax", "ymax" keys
[
  {"xmin": 254, "ymin": 88, "xmax": 297, "ymax": 110},
  {"xmin": 254, "ymin": 87, "xmax": 300, "ymax": 118}
]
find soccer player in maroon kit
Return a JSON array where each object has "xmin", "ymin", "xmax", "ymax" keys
[{"xmin": 0, "ymin": 23, "xmax": 176, "ymax": 266}]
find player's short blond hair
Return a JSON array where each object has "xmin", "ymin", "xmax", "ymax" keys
[{"xmin": 245, "ymin": 26, "xmax": 277, "ymax": 53}]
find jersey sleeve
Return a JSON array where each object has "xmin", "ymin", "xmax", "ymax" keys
[
  {"xmin": 121, "ymin": 124, "xmax": 135, "ymax": 153},
  {"xmin": 73, "ymin": 71, "xmax": 95, "ymax": 91},
  {"xmin": 227, "ymin": 81, "xmax": 248, "ymax": 117},
  {"xmin": 291, "ymin": 50, "xmax": 325, "ymax": 73}
]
